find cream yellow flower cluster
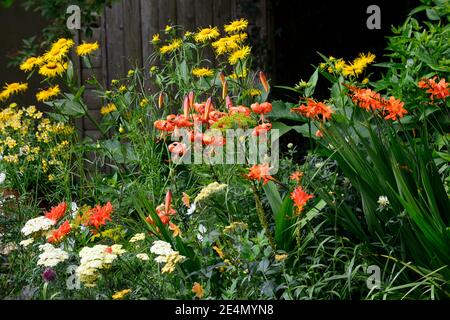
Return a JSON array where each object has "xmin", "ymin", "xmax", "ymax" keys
[
  {"xmin": 37, "ymin": 243, "xmax": 69, "ymax": 267},
  {"xmin": 129, "ymin": 233, "xmax": 146, "ymax": 243},
  {"xmin": 150, "ymin": 240, "xmax": 185, "ymax": 274},
  {"xmin": 21, "ymin": 216, "xmax": 55, "ymax": 236},
  {"xmin": 194, "ymin": 182, "xmax": 227, "ymax": 204},
  {"xmin": 76, "ymin": 244, "xmax": 126, "ymax": 287}
]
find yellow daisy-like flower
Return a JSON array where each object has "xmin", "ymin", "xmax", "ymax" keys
[
  {"xmin": 152, "ymin": 33, "xmax": 160, "ymax": 44},
  {"xmin": 0, "ymin": 82, "xmax": 28, "ymax": 101},
  {"xmin": 36, "ymin": 85, "xmax": 60, "ymax": 102},
  {"xmin": 53, "ymin": 38, "xmax": 75, "ymax": 50},
  {"xmin": 165, "ymin": 25, "xmax": 173, "ymax": 33},
  {"xmin": 228, "ymin": 46, "xmax": 251, "ymax": 65},
  {"xmin": 192, "ymin": 67, "xmax": 214, "ymax": 78},
  {"xmin": 160, "ymin": 39, "xmax": 182, "ymax": 55},
  {"xmin": 112, "ymin": 289, "xmax": 132, "ymax": 300},
  {"xmin": 194, "ymin": 26, "xmax": 220, "ymax": 43},
  {"xmin": 20, "ymin": 56, "xmax": 44, "ymax": 72},
  {"xmin": 76, "ymin": 42, "xmax": 99, "ymax": 56},
  {"xmin": 39, "ymin": 61, "xmax": 67, "ymax": 78},
  {"xmin": 224, "ymin": 18, "xmax": 248, "ymax": 34},
  {"xmin": 212, "ymin": 33, "xmax": 247, "ymax": 55},
  {"xmin": 100, "ymin": 103, "xmax": 117, "ymax": 115},
  {"xmin": 43, "ymin": 38, "xmax": 74, "ymax": 62}
]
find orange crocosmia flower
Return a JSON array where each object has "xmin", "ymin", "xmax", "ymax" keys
[
  {"xmin": 45, "ymin": 202, "xmax": 67, "ymax": 222},
  {"xmin": 192, "ymin": 282, "xmax": 205, "ymax": 299},
  {"xmin": 384, "ymin": 96, "xmax": 407, "ymax": 121},
  {"xmin": 48, "ymin": 220, "xmax": 71, "ymax": 243},
  {"xmin": 251, "ymin": 102, "xmax": 272, "ymax": 114},
  {"xmin": 252, "ymin": 122, "xmax": 272, "ymax": 136},
  {"xmin": 87, "ymin": 202, "xmax": 113, "ymax": 229},
  {"xmin": 289, "ymin": 171, "xmax": 303, "ymax": 182},
  {"xmin": 182, "ymin": 192, "xmax": 190, "ymax": 208},
  {"xmin": 348, "ymin": 87, "xmax": 383, "ymax": 111},
  {"xmin": 421, "ymin": 77, "xmax": 449, "ymax": 100},
  {"xmin": 246, "ymin": 163, "xmax": 273, "ymax": 185},
  {"xmin": 291, "ymin": 99, "xmax": 333, "ymax": 121},
  {"xmin": 169, "ymin": 222, "xmax": 181, "ymax": 237},
  {"xmin": 291, "ymin": 187, "xmax": 314, "ymax": 212}
]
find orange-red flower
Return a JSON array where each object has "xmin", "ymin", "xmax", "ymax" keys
[
  {"xmin": 251, "ymin": 102, "xmax": 272, "ymax": 114},
  {"xmin": 315, "ymin": 130, "xmax": 323, "ymax": 138},
  {"xmin": 48, "ymin": 220, "xmax": 71, "ymax": 243},
  {"xmin": 418, "ymin": 77, "xmax": 449, "ymax": 100},
  {"xmin": 347, "ymin": 86, "xmax": 383, "ymax": 111},
  {"xmin": 291, "ymin": 99, "xmax": 333, "ymax": 121},
  {"xmin": 252, "ymin": 123, "xmax": 272, "ymax": 136},
  {"xmin": 291, "ymin": 187, "xmax": 313, "ymax": 213},
  {"xmin": 154, "ymin": 119, "xmax": 175, "ymax": 132},
  {"xmin": 246, "ymin": 163, "xmax": 273, "ymax": 185},
  {"xmin": 259, "ymin": 71, "xmax": 269, "ymax": 92},
  {"xmin": 182, "ymin": 192, "xmax": 190, "ymax": 207},
  {"xmin": 384, "ymin": 96, "xmax": 408, "ymax": 121},
  {"xmin": 229, "ymin": 105, "xmax": 251, "ymax": 116},
  {"xmin": 45, "ymin": 202, "xmax": 67, "ymax": 222},
  {"xmin": 169, "ymin": 222, "xmax": 181, "ymax": 237},
  {"xmin": 86, "ymin": 202, "xmax": 113, "ymax": 229},
  {"xmin": 289, "ymin": 171, "xmax": 303, "ymax": 183},
  {"xmin": 168, "ymin": 142, "xmax": 187, "ymax": 157}
]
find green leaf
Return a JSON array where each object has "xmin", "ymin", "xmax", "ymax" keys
[{"xmin": 305, "ymin": 68, "xmax": 319, "ymax": 97}]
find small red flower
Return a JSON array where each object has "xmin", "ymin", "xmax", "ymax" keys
[
  {"xmin": 246, "ymin": 163, "xmax": 273, "ymax": 185},
  {"xmin": 418, "ymin": 77, "xmax": 449, "ymax": 100},
  {"xmin": 48, "ymin": 220, "xmax": 71, "ymax": 243},
  {"xmin": 291, "ymin": 187, "xmax": 314, "ymax": 213},
  {"xmin": 86, "ymin": 202, "xmax": 113, "ymax": 229},
  {"xmin": 384, "ymin": 96, "xmax": 408, "ymax": 121},
  {"xmin": 45, "ymin": 202, "xmax": 67, "ymax": 222}
]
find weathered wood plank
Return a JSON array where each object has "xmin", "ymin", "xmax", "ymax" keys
[
  {"xmin": 105, "ymin": 1, "xmax": 125, "ymax": 83},
  {"xmin": 158, "ymin": 0, "xmax": 177, "ymax": 27},
  {"xmin": 195, "ymin": 0, "xmax": 213, "ymax": 27},
  {"xmin": 213, "ymin": 0, "xmax": 231, "ymax": 29},
  {"xmin": 123, "ymin": 0, "xmax": 143, "ymax": 70},
  {"xmin": 195, "ymin": 0, "xmax": 214, "ymax": 64},
  {"xmin": 177, "ymin": 0, "xmax": 195, "ymax": 32}
]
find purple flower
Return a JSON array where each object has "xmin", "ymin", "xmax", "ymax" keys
[{"xmin": 42, "ymin": 267, "xmax": 56, "ymax": 282}]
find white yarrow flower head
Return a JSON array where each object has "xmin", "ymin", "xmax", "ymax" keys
[
  {"xmin": 0, "ymin": 172, "xmax": 6, "ymax": 184},
  {"xmin": 37, "ymin": 244, "xmax": 69, "ymax": 267},
  {"xmin": 136, "ymin": 253, "xmax": 150, "ymax": 261},
  {"xmin": 129, "ymin": 233, "xmax": 146, "ymax": 243},
  {"xmin": 150, "ymin": 240, "xmax": 174, "ymax": 256},
  {"xmin": 377, "ymin": 195, "xmax": 390, "ymax": 208},
  {"xmin": 21, "ymin": 216, "xmax": 56, "ymax": 236},
  {"xmin": 20, "ymin": 238, "xmax": 34, "ymax": 248}
]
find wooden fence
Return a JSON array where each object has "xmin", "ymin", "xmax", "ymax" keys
[{"xmin": 73, "ymin": 0, "xmax": 272, "ymax": 139}]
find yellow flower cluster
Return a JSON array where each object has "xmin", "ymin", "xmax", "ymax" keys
[
  {"xmin": 160, "ymin": 38, "xmax": 183, "ymax": 55},
  {"xmin": 100, "ymin": 103, "xmax": 117, "ymax": 115},
  {"xmin": 154, "ymin": 18, "xmax": 251, "ymax": 67},
  {"xmin": 0, "ymin": 83, "xmax": 28, "ymax": 101},
  {"xmin": 192, "ymin": 67, "xmax": 214, "ymax": 78},
  {"xmin": 324, "ymin": 53, "xmax": 375, "ymax": 77}
]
